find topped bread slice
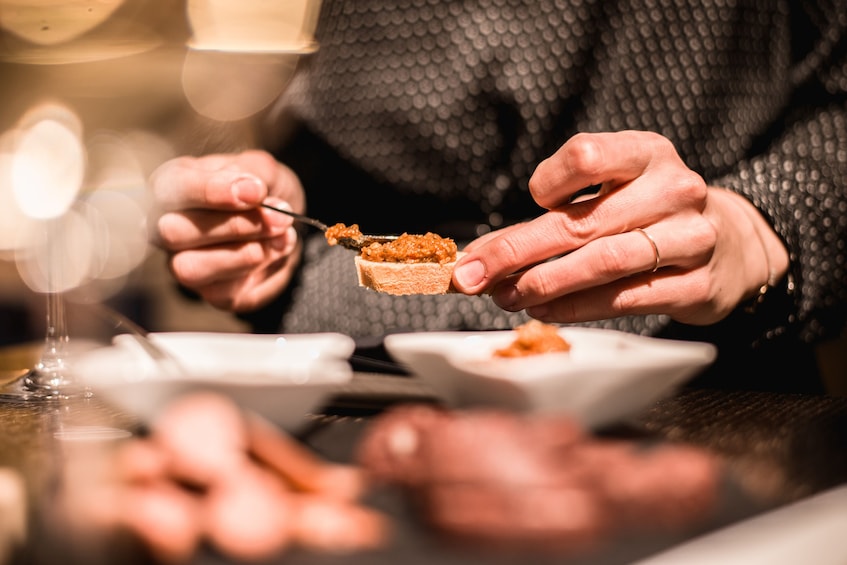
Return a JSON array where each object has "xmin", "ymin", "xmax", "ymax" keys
[{"xmin": 355, "ymin": 252, "xmax": 464, "ymax": 295}]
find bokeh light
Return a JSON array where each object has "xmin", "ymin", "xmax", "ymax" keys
[
  {"xmin": 15, "ymin": 207, "xmax": 94, "ymax": 294},
  {"xmin": 0, "ymin": 0, "xmax": 126, "ymax": 46},
  {"xmin": 1, "ymin": 101, "xmax": 159, "ymax": 300},
  {"xmin": 181, "ymin": 0, "xmax": 321, "ymax": 122},
  {"xmin": 186, "ymin": 0, "xmax": 320, "ymax": 53},
  {"xmin": 77, "ymin": 131, "xmax": 151, "ymax": 283},
  {"xmin": 181, "ymin": 50, "xmax": 299, "ymax": 122},
  {"xmin": 0, "ymin": 0, "xmax": 167, "ymax": 64},
  {"xmin": 11, "ymin": 104, "xmax": 85, "ymax": 220},
  {"xmin": 0, "ymin": 130, "xmax": 34, "ymax": 256}
]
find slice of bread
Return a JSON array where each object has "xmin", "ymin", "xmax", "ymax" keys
[{"xmin": 355, "ymin": 252, "xmax": 465, "ymax": 295}]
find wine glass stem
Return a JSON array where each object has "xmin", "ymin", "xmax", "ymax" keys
[
  {"xmin": 38, "ymin": 291, "xmax": 68, "ymax": 377},
  {"xmin": 28, "ymin": 217, "xmax": 73, "ymax": 393}
]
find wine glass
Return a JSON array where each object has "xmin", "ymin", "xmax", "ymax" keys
[
  {"xmin": 0, "ymin": 106, "xmax": 87, "ymax": 403},
  {"xmin": 0, "ymin": 222, "xmax": 84, "ymax": 402}
]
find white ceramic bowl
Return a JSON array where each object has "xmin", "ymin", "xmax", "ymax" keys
[
  {"xmin": 72, "ymin": 332, "xmax": 355, "ymax": 432},
  {"xmin": 384, "ymin": 327, "xmax": 717, "ymax": 429}
]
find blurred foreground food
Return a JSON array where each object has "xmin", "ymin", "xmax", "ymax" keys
[{"xmin": 356, "ymin": 403, "xmax": 723, "ymax": 555}]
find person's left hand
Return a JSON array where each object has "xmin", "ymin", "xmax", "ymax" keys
[{"xmin": 452, "ymin": 130, "xmax": 788, "ymax": 326}]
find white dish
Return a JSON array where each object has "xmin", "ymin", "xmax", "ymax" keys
[
  {"xmin": 634, "ymin": 484, "xmax": 847, "ymax": 565},
  {"xmin": 72, "ymin": 332, "xmax": 355, "ymax": 432},
  {"xmin": 384, "ymin": 327, "xmax": 717, "ymax": 429}
]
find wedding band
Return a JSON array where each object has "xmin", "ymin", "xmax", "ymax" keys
[{"xmin": 634, "ymin": 228, "xmax": 660, "ymax": 273}]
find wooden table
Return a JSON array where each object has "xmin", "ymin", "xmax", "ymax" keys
[{"xmin": 2, "ymin": 344, "xmax": 847, "ymax": 565}]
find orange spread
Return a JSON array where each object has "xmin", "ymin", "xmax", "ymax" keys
[
  {"xmin": 362, "ymin": 232, "xmax": 457, "ymax": 264},
  {"xmin": 325, "ymin": 223, "xmax": 363, "ymax": 246},
  {"xmin": 493, "ymin": 320, "xmax": 571, "ymax": 357}
]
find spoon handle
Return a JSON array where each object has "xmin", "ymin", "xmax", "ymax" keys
[{"xmin": 261, "ymin": 203, "xmax": 329, "ymax": 232}]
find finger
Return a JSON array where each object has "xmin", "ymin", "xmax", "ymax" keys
[
  {"xmin": 453, "ymin": 168, "xmax": 706, "ymax": 295},
  {"xmin": 151, "ymin": 159, "xmax": 267, "ymax": 213},
  {"xmin": 151, "ymin": 150, "xmax": 286, "ymax": 212},
  {"xmin": 524, "ymin": 268, "xmax": 713, "ymax": 324},
  {"xmin": 529, "ymin": 131, "xmax": 680, "ymax": 209},
  {"xmin": 488, "ymin": 221, "xmax": 714, "ymax": 312},
  {"xmin": 461, "ymin": 223, "xmax": 523, "ymax": 253},
  {"xmin": 169, "ymin": 232, "xmax": 295, "ymax": 287},
  {"xmin": 156, "ymin": 207, "xmax": 294, "ymax": 252},
  {"xmin": 194, "ymin": 252, "xmax": 299, "ymax": 312}
]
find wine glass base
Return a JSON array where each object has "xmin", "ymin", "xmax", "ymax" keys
[{"xmin": 0, "ymin": 370, "xmax": 91, "ymax": 403}]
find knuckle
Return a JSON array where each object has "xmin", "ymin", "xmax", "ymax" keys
[
  {"xmin": 596, "ymin": 238, "xmax": 630, "ymax": 274},
  {"xmin": 489, "ymin": 237, "xmax": 530, "ymax": 273},
  {"xmin": 691, "ymin": 217, "xmax": 718, "ymax": 254},
  {"xmin": 150, "ymin": 157, "xmax": 194, "ymax": 203},
  {"xmin": 155, "ymin": 214, "xmax": 184, "ymax": 248},
  {"xmin": 666, "ymin": 170, "xmax": 707, "ymax": 204},
  {"xmin": 612, "ymin": 285, "xmax": 640, "ymax": 314},
  {"xmin": 687, "ymin": 273, "xmax": 720, "ymax": 311},
  {"xmin": 645, "ymin": 131, "xmax": 675, "ymax": 152},
  {"xmin": 520, "ymin": 271, "xmax": 555, "ymax": 305},
  {"xmin": 556, "ymin": 213, "xmax": 594, "ymax": 242},
  {"xmin": 563, "ymin": 133, "xmax": 605, "ymax": 178}
]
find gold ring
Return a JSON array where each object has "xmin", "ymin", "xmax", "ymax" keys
[{"xmin": 634, "ymin": 228, "xmax": 660, "ymax": 273}]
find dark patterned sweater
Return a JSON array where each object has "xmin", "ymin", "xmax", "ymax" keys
[{"xmin": 255, "ymin": 0, "xmax": 847, "ymax": 392}]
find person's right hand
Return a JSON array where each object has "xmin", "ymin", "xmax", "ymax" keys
[{"xmin": 149, "ymin": 150, "xmax": 304, "ymax": 313}]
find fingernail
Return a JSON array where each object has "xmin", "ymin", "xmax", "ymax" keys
[
  {"xmin": 453, "ymin": 259, "xmax": 485, "ymax": 289},
  {"xmin": 232, "ymin": 175, "xmax": 263, "ymax": 205}
]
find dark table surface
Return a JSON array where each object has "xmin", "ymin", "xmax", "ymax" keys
[{"xmin": 2, "ymin": 345, "xmax": 847, "ymax": 565}]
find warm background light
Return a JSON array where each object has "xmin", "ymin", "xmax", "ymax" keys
[
  {"xmin": 0, "ymin": 0, "xmax": 164, "ymax": 64},
  {"xmin": 0, "ymin": 0, "xmax": 320, "ymax": 337},
  {"xmin": 15, "ymin": 208, "xmax": 93, "ymax": 294},
  {"xmin": 0, "ymin": 102, "xmax": 155, "ymax": 302},
  {"xmin": 186, "ymin": 0, "xmax": 320, "ymax": 53},
  {"xmin": 181, "ymin": 50, "xmax": 299, "ymax": 122},
  {"xmin": 11, "ymin": 109, "xmax": 85, "ymax": 220},
  {"xmin": 0, "ymin": 130, "xmax": 33, "ymax": 255},
  {"xmin": 0, "ymin": 0, "xmax": 125, "ymax": 46}
]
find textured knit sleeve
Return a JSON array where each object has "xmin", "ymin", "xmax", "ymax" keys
[{"xmin": 715, "ymin": 10, "xmax": 847, "ymax": 345}]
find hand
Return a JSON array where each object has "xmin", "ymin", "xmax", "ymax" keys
[
  {"xmin": 452, "ymin": 131, "xmax": 789, "ymax": 325},
  {"xmin": 149, "ymin": 150, "xmax": 305, "ymax": 312}
]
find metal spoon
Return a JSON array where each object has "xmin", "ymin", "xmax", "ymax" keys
[
  {"xmin": 89, "ymin": 304, "xmax": 186, "ymax": 379},
  {"xmin": 261, "ymin": 202, "xmax": 398, "ymax": 251}
]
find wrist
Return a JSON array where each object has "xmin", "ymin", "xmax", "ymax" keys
[{"xmin": 719, "ymin": 189, "xmax": 789, "ymax": 300}]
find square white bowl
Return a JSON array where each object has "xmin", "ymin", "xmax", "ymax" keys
[
  {"xmin": 384, "ymin": 327, "xmax": 716, "ymax": 429},
  {"xmin": 72, "ymin": 332, "xmax": 356, "ymax": 432}
]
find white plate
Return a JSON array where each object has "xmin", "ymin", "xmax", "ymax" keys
[
  {"xmin": 384, "ymin": 327, "xmax": 717, "ymax": 429},
  {"xmin": 634, "ymin": 484, "xmax": 847, "ymax": 565},
  {"xmin": 72, "ymin": 332, "xmax": 355, "ymax": 431}
]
